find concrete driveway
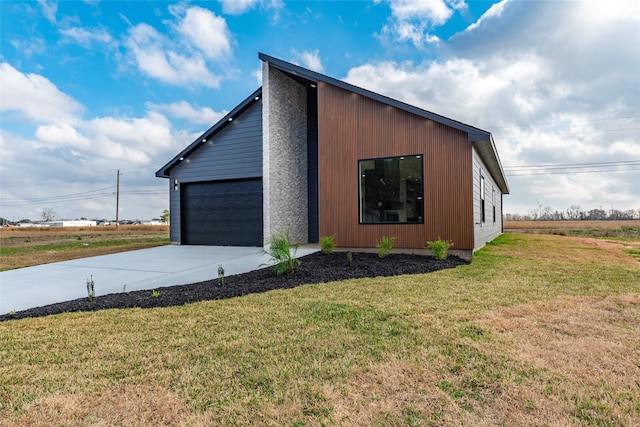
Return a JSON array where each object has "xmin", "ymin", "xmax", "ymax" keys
[{"xmin": 0, "ymin": 245, "xmax": 319, "ymax": 315}]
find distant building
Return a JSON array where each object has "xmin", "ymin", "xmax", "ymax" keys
[{"xmin": 42, "ymin": 220, "xmax": 97, "ymax": 227}]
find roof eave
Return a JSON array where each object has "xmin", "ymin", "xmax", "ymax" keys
[
  {"xmin": 472, "ymin": 135, "xmax": 510, "ymax": 194},
  {"xmin": 259, "ymin": 52, "xmax": 491, "ymax": 138}
]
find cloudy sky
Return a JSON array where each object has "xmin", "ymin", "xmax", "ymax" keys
[{"xmin": 1, "ymin": 0, "xmax": 638, "ymax": 222}]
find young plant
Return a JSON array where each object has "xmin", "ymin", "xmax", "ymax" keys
[
  {"xmin": 86, "ymin": 275, "xmax": 95, "ymax": 302},
  {"xmin": 427, "ymin": 238, "xmax": 454, "ymax": 260},
  {"xmin": 320, "ymin": 234, "xmax": 336, "ymax": 255},
  {"xmin": 217, "ymin": 264, "xmax": 225, "ymax": 287},
  {"xmin": 376, "ymin": 236, "xmax": 395, "ymax": 258},
  {"xmin": 263, "ymin": 231, "xmax": 300, "ymax": 276},
  {"xmin": 152, "ymin": 290, "xmax": 161, "ymax": 297},
  {"xmin": 346, "ymin": 251, "xmax": 353, "ymax": 267}
]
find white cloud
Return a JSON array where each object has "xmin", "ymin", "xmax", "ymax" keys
[
  {"xmin": 466, "ymin": 0, "xmax": 507, "ymax": 32},
  {"xmin": 37, "ymin": 0, "xmax": 58, "ymax": 24},
  {"xmin": 388, "ymin": 0, "xmax": 454, "ymax": 24},
  {"xmin": 60, "ymin": 26, "xmax": 113, "ymax": 47},
  {"xmin": 146, "ymin": 101, "xmax": 227, "ymax": 126},
  {"xmin": 10, "ymin": 37, "xmax": 47, "ymax": 57},
  {"xmin": 218, "ymin": 0, "xmax": 283, "ymax": 16},
  {"xmin": 0, "ymin": 65, "xmax": 188, "ymax": 220},
  {"xmin": 171, "ymin": 5, "xmax": 232, "ymax": 61},
  {"xmin": 219, "ymin": 0, "xmax": 260, "ymax": 15},
  {"xmin": 0, "ymin": 62, "xmax": 84, "ymax": 124},
  {"xmin": 124, "ymin": 23, "xmax": 222, "ymax": 88},
  {"xmin": 348, "ymin": 0, "xmax": 640, "ymax": 213},
  {"xmin": 379, "ymin": 0, "xmax": 462, "ymax": 46},
  {"xmin": 290, "ymin": 49, "xmax": 324, "ymax": 73}
]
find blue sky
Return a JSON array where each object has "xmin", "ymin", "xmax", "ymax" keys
[{"xmin": 1, "ymin": 0, "xmax": 639, "ymax": 221}]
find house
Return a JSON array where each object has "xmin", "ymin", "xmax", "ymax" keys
[{"xmin": 156, "ymin": 53, "xmax": 509, "ymax": 256}]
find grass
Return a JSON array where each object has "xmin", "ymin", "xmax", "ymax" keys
[
  {"xmin": 0, "ymin": 225, "xmax": 169, "ymax": 271},
  {"xmin": 0, "ymin": 233, "xmax": 639, "ymax": 425}
]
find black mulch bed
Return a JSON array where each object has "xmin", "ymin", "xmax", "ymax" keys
[{"xmin": 0, "ymin": 252, "xmax": 467, "ymax": 322}]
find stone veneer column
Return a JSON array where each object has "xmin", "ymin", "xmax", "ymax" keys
[{"xmin": 262, "ymin": 63, "xmax": 309, "ymax": 246}]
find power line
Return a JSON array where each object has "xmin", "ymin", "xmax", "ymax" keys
[
  {"xmin": 504, "ymin": 160, "xmax": 640, "ymax": 171},
  {"xmin": 507, "ymin": 168, "xmax": 640, "ymax": 177},
  {"xmin": 504, "ymin": 160, "xmax": 640, "ymax": 176},
  {"xmin": 0, "ymin": 193, "xmax": 115, "ymax": 207}
]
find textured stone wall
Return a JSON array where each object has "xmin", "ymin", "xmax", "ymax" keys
[{"xmin": 262, "ymin": 63, "xmax": 309, "ymax": 245}]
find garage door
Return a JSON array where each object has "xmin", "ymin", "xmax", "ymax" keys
[{"xmin": 181, "ymin": 178, "xmax": 263, "ymax": 246}]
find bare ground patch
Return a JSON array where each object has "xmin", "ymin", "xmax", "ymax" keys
[
  {"xmin": 476, "ymin": 294, "xmax": 640, "ymax": 426},
  {"xmin": 0, "ymin": 383, "xmax": 205, "ymax": 427},
  {"xmin": 574, "ymin": 237, "xmax": 640, "ymax": 265}
]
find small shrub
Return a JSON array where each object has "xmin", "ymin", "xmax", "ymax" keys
[
  {"xmin": 152, "ymin": 290, "xmax": 160, "ymax": 297},
  {"xmin": 346, "ymin": 251, "xmax": 353, "ymax": 266},
  {"xmin": 217, "ymin": 264, "xmax": 225, "ymax": 287},
  {"xmin": 376, "ymin": 236, "xmax": 395, "ymax": 258},
  {"xmin": 263, "ymin": 231, "xmax": 300, "ymax": 276},
  {"xmin": 86, "ymin": 275, "xmax": 95, "ymax": 302},
  {"xmin": 320, "ymin": 234, "xmax": 336, "ymax": 255},
  {"xmin": 427, "ymin": 238, "xmax": 453, "ymax": 260}
]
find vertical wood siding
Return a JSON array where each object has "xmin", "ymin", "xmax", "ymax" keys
[{"xmin": 318, "ymin": 82, "xmax": 474, "ymax": 249}]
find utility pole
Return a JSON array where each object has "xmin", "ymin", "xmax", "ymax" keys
[{"xmin": 115, "ymin": 169, "xmax": 121, "ymax": 228}]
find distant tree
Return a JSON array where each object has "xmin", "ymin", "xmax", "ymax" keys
[
  {"xmin": 161, "ymin": 209, "xmax": 170, "ymax": 224},
  {"xmin": 41, "ymin": 208, "xmax": 58, "ymax": 222},
  {"xmin": 587, "ymin": 208, "xmax": 607, "ymax": 220},
  {"xmin": 566, "ymin": 205, "xmax": 583, "ymax": 220}
]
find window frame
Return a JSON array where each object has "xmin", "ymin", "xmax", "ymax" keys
[
  {"xmin": 358, "ymin": 154, "xmax": 425, "ymax": 225},
  {"xmin": 492, "ymin": 187, "xmax": 496, "ymax": 224},
  {"xmin": 480, "ymin": 170, "xmax": 486, "ymax": 224}
]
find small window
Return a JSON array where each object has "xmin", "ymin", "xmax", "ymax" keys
[
  {"xmin": 492, "ymin": 188, "xmax": 496, "ymax": 223},
  {"xmin": 359, "ymin": 155, "xmax": 423, "ymax": 224},
  {"xmin": 480, "ymin": 172, "xmax": 486, "ymax": 223}
]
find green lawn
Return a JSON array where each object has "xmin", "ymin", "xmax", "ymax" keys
[{"xmin": 1, "ymin": 233, "xmax": 638, "ymax": 426}]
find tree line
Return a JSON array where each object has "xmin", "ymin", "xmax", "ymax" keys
[{"xmin": 505, "ymin": 205, "xmax": 640, "ymax": 221}]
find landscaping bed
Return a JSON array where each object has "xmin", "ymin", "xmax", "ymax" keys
[{"xmin": 1, "ymin": 252, "xmax": 466, "ymax": 321}]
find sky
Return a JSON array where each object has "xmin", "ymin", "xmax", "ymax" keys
[{"xmin": 1, "ymin": 0, "xmax": 639, "ymax": 222}]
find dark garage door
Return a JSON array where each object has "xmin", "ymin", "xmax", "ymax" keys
[{"xmin": 181, "ymin": 178, "xmax": 263, "ymax": 246}]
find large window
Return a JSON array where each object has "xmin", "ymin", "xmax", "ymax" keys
[{"xmin": 359, "ymin": 155, "xmax": 423, "ymax": 224}]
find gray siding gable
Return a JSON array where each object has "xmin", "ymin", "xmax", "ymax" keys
[
  {"xmin": 156, "ymin": 88, "xmax": 262, "ymax": 178},
  {"xmin": 166, "ymin": 98, "xmax": 263, "ymax": 243}
]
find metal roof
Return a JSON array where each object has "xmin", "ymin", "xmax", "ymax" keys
[{"xmin": 156, "ymin": 53, "xmax": 508, "ymax": 194}]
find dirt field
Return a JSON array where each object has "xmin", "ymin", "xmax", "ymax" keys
[
  {"xmin": 504, "ymin": 219, "xmax": 640, "ymax": 231},
  {"xmin": 0, "ymin": 225, "xmax": 169, "ymax": 271}
]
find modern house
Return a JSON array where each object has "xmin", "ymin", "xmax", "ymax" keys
[{"xmin": 156, "ymin": 53, "xmax": 509, "ymax": 255}]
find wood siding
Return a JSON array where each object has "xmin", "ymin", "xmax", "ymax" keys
[
  {"xmin": 318, "ymin": 82, "xmax": 474, "ymax": 250},
  {"xmin": 168, "ymin": 100, "xmax": 262, "ymax": 243}
]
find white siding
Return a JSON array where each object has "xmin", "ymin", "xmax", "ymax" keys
[{"xmin": 472, "ymin": 147, "xmax": 503, "ymax": 249}]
